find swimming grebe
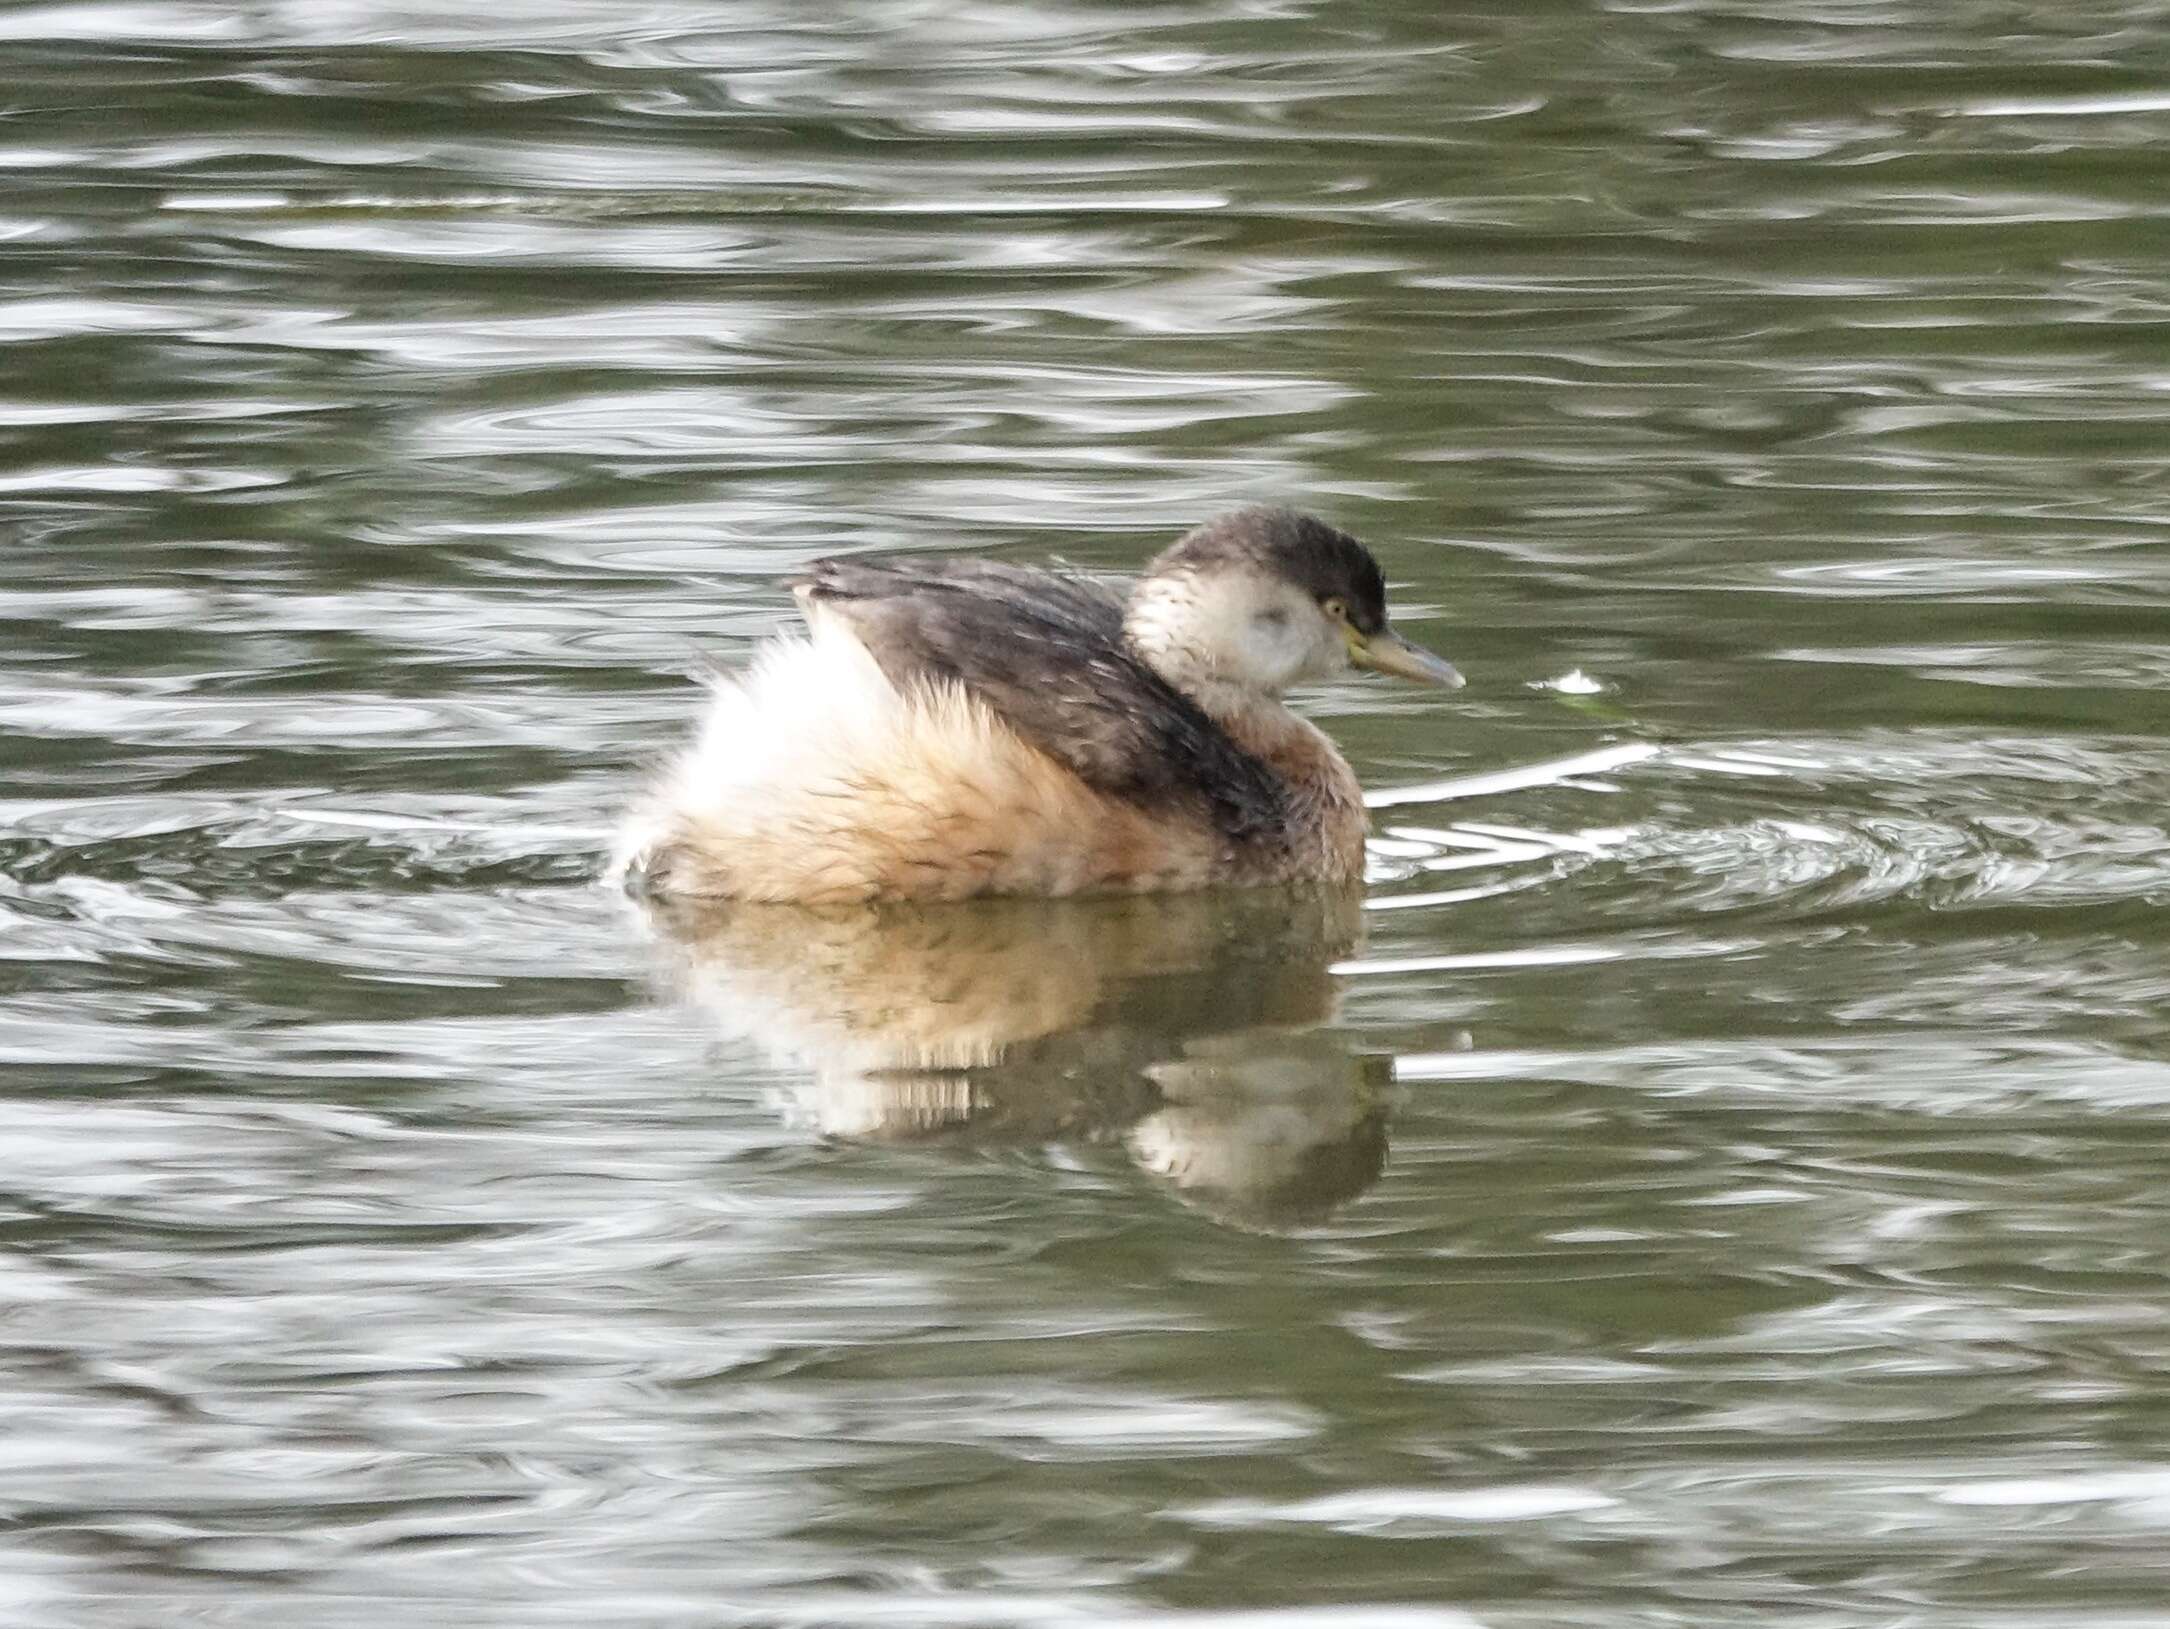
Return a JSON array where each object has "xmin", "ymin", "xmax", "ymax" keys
[{"xmin": 616, "ymin": 506, "xmax": 1463, "ymax": 904}]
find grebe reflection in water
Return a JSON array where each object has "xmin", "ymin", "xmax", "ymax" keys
[{"xmin": 640, "ymin": 888, "xmax": 1392, "ymax": 1230}]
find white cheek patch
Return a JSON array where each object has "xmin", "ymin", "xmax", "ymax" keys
[
  {"xmin": 1252, "ymin": 602, "xmax": 1349, "ymax": 688},
  {"xmin": 1128, "ymin": 572, "xmax": 1345, "ymax": 696},
  {"xmin": 1239, "ymin": 614, "xmax": 1312, "ymax": 689}
]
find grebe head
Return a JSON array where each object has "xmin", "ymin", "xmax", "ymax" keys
[{"xmin": 1125, "ymin": 506, "xmax": 1463, "ymax": 703}]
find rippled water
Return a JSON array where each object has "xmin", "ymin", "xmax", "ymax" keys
[{"xmin": 7, "ymin": 1, "xmax": 2170, "ymax": 1622}]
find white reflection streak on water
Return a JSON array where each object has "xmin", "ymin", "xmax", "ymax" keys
[{"xmin": 1364, "ymin": 743, "xmax": 1664, "ymax": 807}]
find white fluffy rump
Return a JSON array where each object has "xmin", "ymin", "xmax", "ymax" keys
[
  {"xmin": 613, "ymin": 623, "xmax": 918, "ymax": 890},
  {"xmin": 675, "ymin": 623, "xmax": 905, "ymax": 801},
  {"xmin": 611, "ymin": 620, "xmax": 1175, "ymax": 903}
]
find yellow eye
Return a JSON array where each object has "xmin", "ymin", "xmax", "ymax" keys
[{"xmin": 1321, "ymin": 597, "xmax": 1348, "ymax": 622}]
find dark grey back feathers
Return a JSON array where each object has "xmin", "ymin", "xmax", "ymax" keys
[{"xmin": 788, "ymin": 554, "xmax": 1294, "ymax": 850}]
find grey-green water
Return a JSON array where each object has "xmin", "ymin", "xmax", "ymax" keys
[{"xmin": 6, "ymin": 3, "xmax": 2170, "ymax": 1623}]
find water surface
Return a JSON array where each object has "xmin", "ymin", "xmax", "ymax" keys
[{"xmin": 6, "ymin": 1, "xmax": 2170, "ymax": 1623}]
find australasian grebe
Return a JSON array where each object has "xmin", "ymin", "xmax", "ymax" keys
[{"xmin": 616, "ymin": 506, "xmax": 1463, "ymax": 904}]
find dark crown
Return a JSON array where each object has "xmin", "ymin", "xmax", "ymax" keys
[{"xmin": 1147, "ymin": 507, "xmax": 1389, "ymax": 634}]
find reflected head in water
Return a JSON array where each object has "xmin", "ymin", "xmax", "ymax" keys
[
  {"xmin": 639, "ymin": 885, "xmax": 1391, "ymax": 1230},
  {"xmin": 616, "ymin": 507, "xmax": 1463, "ymax": 905}
]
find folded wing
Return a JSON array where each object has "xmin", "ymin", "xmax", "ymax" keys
[{"xmin": 790, "ymin": 555, "xmax": 1290, "ymax": 849}]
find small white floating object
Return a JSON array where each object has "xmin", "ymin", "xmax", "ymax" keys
[{"xmin": 1534, "ymin": 669, "xmax": 1607, "ymax": 695}]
